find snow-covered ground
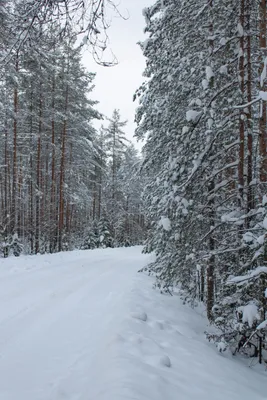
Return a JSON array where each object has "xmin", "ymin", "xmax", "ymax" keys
[{"xmin": 0, "ymin": 247, "xmax": 266, "ymax": 400}]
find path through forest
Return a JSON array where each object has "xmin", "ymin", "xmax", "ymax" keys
[{"xmin": 0, "ymin": 247, "xmax": 265, "ymax": 400}]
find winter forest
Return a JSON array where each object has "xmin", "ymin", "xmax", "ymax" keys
[
  {"xmin": 135, "ymin": 0, "xmax": 267, "ymax": 357},
  {"xmin": 0, "ymin": 1, "xmax": 146, "ymax": 255},
  {"xmin": 1, "ymin": 0, "xmax": 267, "ymax": 375}
]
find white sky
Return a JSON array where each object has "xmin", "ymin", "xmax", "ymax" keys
[{"xmin": 82, "ymin": 0, "xmax": 154, "ymax": 149}]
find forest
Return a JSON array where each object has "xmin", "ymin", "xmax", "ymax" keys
[
  {"xmin": 0, "ymin": 0, "xmax": 146, "ymax": 256},
  {"xmin": 1, "ymin": 0, "xmax": 267, "ymax": 365},
  {"xmin": 135, "ymin": 0, "xmax": 267, "ymax": 355}
]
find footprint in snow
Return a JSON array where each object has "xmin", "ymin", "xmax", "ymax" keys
[
  {"xmin": 130, "ymin": 311, "xmax": 148, "ymax": 322},
  {"xmin": 149, "ymin": 320, "xmax": 164, "ymax": 330},
  {"xmin": 160, "ymin": 355, "xmax": 171, "ymax": 368},
  {"xmin": 129, "ymin": 334, "xmax": 143, "ymax": 344}
]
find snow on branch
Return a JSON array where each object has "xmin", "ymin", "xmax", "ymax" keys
[
  {"xmin": 233, "ymin": 91, "xmax": 267, "ymax": 110},
  {"xmin": 227, "ymin": 266, "xmax": 267, "ymax": 285},
  {"xmin": 257, "ymin": 319, "xmax": 267, "ymax": 330},
  {"xmin": 177, "ymin": 130, "xmax": 220, "ymax": 191},
  {"xmin": 210, "ymin": 161, "xmax": 238, "ymax": 179},
  {"xmin": 237, "ymin": 304, "xmax": 260, "ymax": 328},
  {"xmin": 159, "ymin": 216, "xmax": 171, "ymax": 231},
  {"xmin": 195, "ymin": 3, "xmax": 209, "ymax": 19}
]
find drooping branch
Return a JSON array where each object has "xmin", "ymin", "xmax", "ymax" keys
[{"xmin": 1, "ymin": 0, "xmax": 122, "ymax": 65}]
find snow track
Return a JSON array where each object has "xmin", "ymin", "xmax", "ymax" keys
[
  {"xmin": 0, "ymin": 247, "xmax": 266, "ymax": 400},
  {"xmin": 0, "ymin": 248, "xmax": 147, "ymax": 400}
]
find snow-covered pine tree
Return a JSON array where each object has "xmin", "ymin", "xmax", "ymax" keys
[
  {"xmin": 136, "ymin": 0, "xmax": 267, "ymax": 350},
  {"xmin": 102, "ymin": 109, "xmax": 128, "ymax": 240},
  {"xmin": 0, "ymin": 14, "xmax": 101, "ymax": 254}
]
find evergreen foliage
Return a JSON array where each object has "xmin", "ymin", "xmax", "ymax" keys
[
  {"xmin": 135, "ymin": 0, "xmax": 267, "ymax": 352},
  {"xmin": 0, "ymin": 3, "xmax": 146, "ymax": 255}
]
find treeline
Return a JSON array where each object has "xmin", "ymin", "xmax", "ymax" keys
[
  {"xmin": 0, "ymin": 1, "xmax": 145, "ymax": 256},
  {"xmin": 135, "ymin": 0, "xmax": 267, "ymax": 349}
]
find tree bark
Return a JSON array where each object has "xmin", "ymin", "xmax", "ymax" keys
[
  {"xmin": 259, "ymin": 0, "xmax": 267, "ymax": 184},
  {"xmin": 206, "ymin": 0, "xmax": 215, "ymax": 322},
  {"xmin": 246, "ymin": 0, "xmax": 253, "ymax": 217},
  {"xmin": 238, "ymin": 0, "xmax": 245, "ymax": 206},
  {"xmin": 35, "ymin": 83, "xmax": 43, "ymax": 254},
  {"xmin": 11, "ymin": 53, "xmax": 19, "ymax": 234},
  {"xmin": 58, "ymin": 80, "xmax": 69, "ymax": 252}
]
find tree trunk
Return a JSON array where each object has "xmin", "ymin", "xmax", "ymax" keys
[
  {"xmin": 4, "ymin": 110, "xmax": 8, "ymax": 236},
  {"xmin": 259, "ymin": 0, "xmax": 267, "ymax": 184},
  {"xmin": 238, "ymin": 0, "xmax": 245, "ymax": 206},
  {"xmin": 11, "ymin": 53, "xmax": 19, "ymax": 234},
  {"xmin": 35, "ymin": 85, "xmax": 42, "ymax": 254},
  {"xmin": 50, "ymin": 72, "xmax": 56, "ymax": 253},
  {"xmin": 207, "ymin": 180, "xmax": 215, "ymax": 321},
  {"xmin": 58, "ymin": 83, "xmax": 69, "ymax": 252},
  {"xmin": 206, "ymin": 0, "xmax": 215, "ymax": 322},
  {"xmin": 246, "ymin": 0, "xmax": 253, "ymax": 217}
]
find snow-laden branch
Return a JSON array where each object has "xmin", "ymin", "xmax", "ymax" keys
[
  {"xmin": 177, "ymin": 130, "xmax": 220, "ymax": 190},
  {"xmin": 233, "ymin": 91, "xmax": 267, "ymax": 110},
  {"xmin": 227, "ymin": 266, "xmax": 267, "ymax": 285},
  {"xmin": 1, "ymin": 0, "xmax": 122, "ymax": 66},
  {"xmin": 195, "ymin": 3, "xmax": 209, "ymax": 19},
  {"xmin": 233, "ymin": 96, "xmax": 261, "ymax": 110},
  {"xmin": 257, "ymin": 319, "xmax": 267, "ymax": 330},
  {"xmin": 210, "ymin": 161, "xmax": 238, "ymax": 180}
]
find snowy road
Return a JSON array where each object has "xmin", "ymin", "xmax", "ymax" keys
[
  {"xmin": 0, "ymin": 247, "xmax": 147, "ymax": 400},
  {"xmin": 0, "ymin": 247, "xmax": 266, "ymax": 400}
]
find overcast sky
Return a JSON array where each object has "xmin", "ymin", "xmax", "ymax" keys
[{"xmin": 82, "ymin": 0, "xmax": 154, "ymax": 149}]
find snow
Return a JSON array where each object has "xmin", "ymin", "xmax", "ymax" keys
[
  {"xmin": 263, "ymin": 216, "xmax": 267, "ymax": 229},
  {"xmin": 131, "ymin": 311, "xmax": 148, "ymax": 322},
  {"xmin": 82, "ymin": 35, "xmax": 88, "ymax": 45},
  {"xmin": 257, "ymin": 234, "xmax": 265, "ymax": 245},
  {"xmin": 181, "ymin": 197, "xmax": 189, "ymax": 208},
  {"xmin": 237, "ymin": 304, "xmax": 260, "ymax": 327},
  {"xmin": 159, "ymin": 354, "xmax": 171, "ymax": 367},
  {"xmin": 228, "ymin": 266, "xmax": 267, "ymax": 284},
  {"xmin": 237, "ymin": 22, "xmax": 244, "ymax": 37},
  {"xmin": 189, "ymin": 98, "xmax": 202, "ymax": 107},
  {"xmin": 182, "ymin": 208, "xmax": 188, "ymax": 216},
  {"xmin": 260, "ymin": 57, "xmax": 267, "ymax": 88},
  {"xmin": 182, "ymin": 126, "xmax": 190, "ymax": 134},
  {"xmin": 159, "ymin": 216, "xmax": 171, "ymax": 231},
  {"xmin": 262, "ymin": 194, "xmax": 267, "ymax": 206},
  {"xmin": 259, "ymin": 90, "xmax": 267, "ymax": 101},
  {"xmin": 243, "ymin": 231, "xmax": 254, "ymax": 243},
  {"xmin": 257, "ymin": 319, "xmax": 267, "ymax": 330},
  {"xmin": 206, "ymin": 66, "xmax": 214, "ymax": 81},
  {"xmin": 202, "ymin": 79, "xmax": 209, "ymax": 90},
  {"xmin": 207, "ymin": 118, "xmax": 213, "ymax": 129},
  {"xmin": 186, "ymin": 110, "xmax": 201, "ymax": 123},
  {"xmin": 219, "ymin": 65, "xmax": 228, "ymax": 74},
  {"xmin": 0, "ymin": 247, "xmax": 266, "ymax": 400},
  {"xmin": 217, "ymin": 341, "xmax": 227, "ymax": 352}
]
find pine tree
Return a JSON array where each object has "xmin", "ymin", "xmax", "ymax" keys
[
  {"xmin": 102, "ymin": 109, "xmax": 128, "ymax": 239},
  {"xmin": 135, "ymin": 0, "xmax": 267, "ymax": 349}
]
